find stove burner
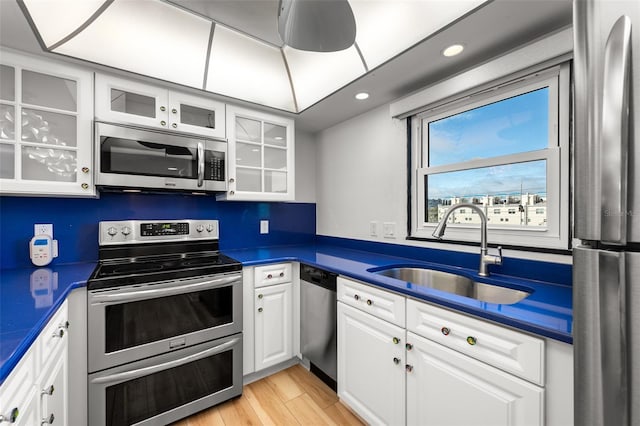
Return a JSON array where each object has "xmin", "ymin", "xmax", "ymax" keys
[{"xmin": 182, "ymin": 256, "xmax": 220, "ymax": 267}]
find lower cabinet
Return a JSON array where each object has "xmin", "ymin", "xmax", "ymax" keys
[
  {"xmin": 406, "ymin": 331, "xmax": 543, "ymax": 426},
  {"xmin": 254, "ymin": 282, "xmax": 293, "ymax": 371},
  {"xmin": 0, "ymin": 301, "xmax": 69, "ymax": 426},
  {"xmin": 337, "ymin": 302, "xmax": 405, "ymax": 425}
]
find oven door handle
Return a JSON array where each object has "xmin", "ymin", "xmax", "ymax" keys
[
  {"xmin": 91, "ymin": 275, "xmax": 240, "ymax": 304},
  {"xmin": 90, "ymin": 337, "xmax": 240, "ymax": 385},
  {"xmin": 197, "ymin": 142, "xmax": 205, "ymax": 187}
]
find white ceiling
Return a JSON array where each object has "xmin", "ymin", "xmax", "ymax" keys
[{"xmin": 0, "ymin": 0, "xmax": 572, "ymax": 133}]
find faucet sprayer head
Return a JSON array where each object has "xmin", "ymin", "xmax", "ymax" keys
[{"xmin": 432, "ymin": 222, "xmax": 447, "ymax": 239}]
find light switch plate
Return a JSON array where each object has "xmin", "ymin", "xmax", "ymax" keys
[
  {"xmin": 369, "ymin": 221, "xmax": 378, "ymax": 237},
  {"xmin": 383, "ymin": 222, "xmax": 396, "ymax": 239},
  {"xmin": 260, "ymin": 220, "xmax": 269, "ymax": 234}
]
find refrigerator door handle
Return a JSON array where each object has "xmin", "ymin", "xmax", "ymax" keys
[{"xmin": 600, "ymin": 15, "xmax": 632, "ymax": 245}]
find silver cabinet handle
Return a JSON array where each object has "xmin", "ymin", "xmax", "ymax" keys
[
  {"xmin": 41, "ymin": 385, "xmax": 54, "ymax": 396},
  {"xmin": 41, "ymin": 413, "xmax": 54, "ymax": 425},
  {"xmin": 197, "ymin": 142, "xmax": 204, "ymax": 187},
  {"xmin": 91, "ymin": 337, "xmax": 240, "ymax": 385},
  {"xmin": 52, "ymin": 329, "xmax": 64, "ymax": 339},
  {"xmin": 91, "ymin": 275, "xmax": 240, "ymax": 304},
  {"xmin": 600, "ymin": 15, "xmax": 631, "ymax": 245},
  {"xmin": 0, "ymin": 407, "xmax": 19, "ymax": 423}
]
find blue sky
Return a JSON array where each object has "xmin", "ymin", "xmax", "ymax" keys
[{"xmin": 427, "ymin": 88, "xmax": 549, "ymax": 199}]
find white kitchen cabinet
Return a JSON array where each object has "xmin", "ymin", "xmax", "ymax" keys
[
  {"xmin": 95, "ymin": 73, "xmax": 226, "ymax": 139},
  {"xmin": 0, "ymin": 48, "xmax": 94, "ymax": 196},
  {"xmin": 0, "ymin": 301, "xmax": 69, "ymax": 426},
  {"xmin": 406, "ymin": 331, "xmax": 543, "ymax": 426},
  {"xmin": 337, "ymin": 302, "xmax": 406, "ymax": 426},
  {"xmin": 218, "ymin": 105, "xmax": 295, "ymax": 201},
  {"xmin": 254, "ymin": 282, "xmax": 293, "ymax": 371}
]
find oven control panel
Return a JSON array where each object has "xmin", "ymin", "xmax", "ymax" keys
[{"xmin": 99, "ymin": 220, "xmax": 219, "ymax": 245}]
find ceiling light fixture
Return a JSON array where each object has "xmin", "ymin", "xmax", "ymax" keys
[
  {"xmin": 442, "ymin": 44, "xmax": 465, "ymax": 57},
  {"xmin": 278, "ymin": 0, "xmax": 356, "ymax": 52},
  {"xmin": 355, "ymin": 92, "xmax": 370, "ymax": 100}
]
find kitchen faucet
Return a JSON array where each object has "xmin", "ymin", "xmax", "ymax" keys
[{"xmin": 432, "ymin": 203, "xmax": 503, "ymax": 277}]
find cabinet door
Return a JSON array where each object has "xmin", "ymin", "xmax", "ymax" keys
[
  {"xmin": 0, "ymin": 49, "xmax": 94, "ymax": 196},
  {"xmin": 220, "ymin": 105, "xmax": 295, "ymax": 201},
  {"xmin": 95, "ymin": 73, "xmax": 169, "ymax": 129},
  {"xmin": 40, "ymin": 354, "xmax": 67, "ymax": 426},
  {"xmin": 337, "ymin": 302, "xmax": 405, "ymax": 426},
  {"xmin": 254, "ymin": 282, "xmax": 293, "ymax": 371},
  {"xmin": 406, "ymin": 331, "xmax": 543, "ymax": 426},
  {"xmin": 168, "ymin": 91, "xmax": 225, "ymax": 139}
]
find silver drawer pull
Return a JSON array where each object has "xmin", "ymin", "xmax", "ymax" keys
[
  {"xmin": 52, "ymin": 329, "xmax": 64, "ymax": 339},
  {"xmin": 41, "ymin": 413, "xmax": 54, "ymax": 425},
  {"xmin": 0, "ymin": 407, "xmax": 19, "ymax": 423},
  {"xmin": 41, "ymin": 385, "xmax": 54, "ymax": 396}
]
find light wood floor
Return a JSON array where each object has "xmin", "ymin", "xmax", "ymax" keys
[{"xmin": 173, "ymin": 364, "xmax": 365, "ymax": 426}]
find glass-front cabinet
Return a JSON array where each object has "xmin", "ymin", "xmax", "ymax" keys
[
  {"xmin": 0, "ymin": 48, "xmax": 94, "ymax": 196},
  {"xmin": 219, "ymin": 106, "xmax": 295, "ymax": 201},
  {"xmin": 95, "ymin": 74, "xmax": 226, "ymax": 139}
]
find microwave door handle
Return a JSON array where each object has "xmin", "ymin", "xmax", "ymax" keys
[
  {"xmin": 197, "ymin": 142, "xmax": 205, "ymax": 187},
  {"xmin": 91, "ymin": 275, "xmax": 240, "ymax": 304},
  {"xmin": 90, "ymin": 337, "xmax": 241, "ymax": 385},
  {"xmin": 600, "ymin": 15, "xmax": 631, "ymax": 245}
]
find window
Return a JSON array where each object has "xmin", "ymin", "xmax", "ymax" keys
[{"xmin": 411, "ymin": 64, "xmax": 570, "ymax": 249}]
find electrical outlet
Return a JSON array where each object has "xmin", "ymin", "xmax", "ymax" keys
[
  {"xmin": 383, "ymin": 222, "xmax": 396, "ymax": 239},
  {"xmin": 260, "ymin": 220, "xmax": 269, "ymax": 234},
  {"xmin": 369, "ymin": 221, "xmax": 378, "ymax": 237},
  {"xmin": 34, "ymin": 223, "xmax": 53, "ymax": 237}
]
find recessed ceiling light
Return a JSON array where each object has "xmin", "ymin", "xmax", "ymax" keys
[
  {"xmin": 442, "ymin": 44, "xmax": 465, "ymax": 57},
  {"xmin": 355, "ymin": 92, "xmax": 370, "ymax": 100}
]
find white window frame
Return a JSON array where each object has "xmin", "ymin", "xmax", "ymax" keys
[{"xmin": 411, "ymin": 64, "xmax": 570, "ymax": 250}]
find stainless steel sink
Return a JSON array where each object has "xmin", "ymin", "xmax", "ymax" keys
[{"xmin": 374, "ymin": 267, "xmax": 530, "ymax": 305}]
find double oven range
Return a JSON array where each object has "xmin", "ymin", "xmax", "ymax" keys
[{"xmin": 87, "ymin": 220, "xmax": 242, "ymax": 426}]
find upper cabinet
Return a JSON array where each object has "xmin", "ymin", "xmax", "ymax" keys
[
  {"xmin": 218, "ymin": 105, "xmax": 295, "ymax": 201},
  {"xmin": 0, "ymin": 49, "xmax": 94, "ymax": 197},
  {"xmin": 95, "ymin": 74, "xmax": 226, "ymax": 139}
]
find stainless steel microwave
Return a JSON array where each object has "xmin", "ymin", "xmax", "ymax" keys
[{"xmin": 95, "ymin": 121, "xmax": 227, "ymax": 192}]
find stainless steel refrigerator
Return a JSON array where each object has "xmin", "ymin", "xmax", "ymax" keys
[{"xmin": 573, "ymin": 0, "xmax": 639, "ymax": 425}]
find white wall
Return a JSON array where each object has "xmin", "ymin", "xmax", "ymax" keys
[
  {"xmin": 316, "ymin": 104, "xmax": 407, "ymax": 241},
  {"xmin": 315, "ymin": 104, "xmax": 571, "ymax": 264},
  {"xmin": 294, "ymin": 129, "xmax": 317, "ymax": 203}
]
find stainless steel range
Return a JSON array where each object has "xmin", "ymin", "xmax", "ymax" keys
[{"xmin": 87, "ymin": 219, "xmax": 243, "ymax": 426}]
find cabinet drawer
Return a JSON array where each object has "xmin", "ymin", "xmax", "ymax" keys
[
  {"xmin": 254, "ymin": 263, "xmax": 292, "ymax": 288},
  {"xmin": 39, "ymin": 301, "xmax": 68, "ymax": 371},
  {"xmin": 337, "ymin": 277, "xmax": 405, "ymax": 327},
  {"xmin": 406, "ymin": 299, "xmax": 545, "ymax": 385}
]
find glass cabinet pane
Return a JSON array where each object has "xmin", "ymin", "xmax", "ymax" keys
[
  {"xmin": 265, "ymin": 171, "xmax": 287, "ymax": 193},
  {"xmin": 0, "ymin": 104, "xmax": 15, "ymax": 140},
  {"xmin": 21, "ymin": 109, "xmax": 77, "ymax": 147},
  {"xmin": 236, "ymin": 142, "xmax": 261, "ymax": 168},
  {"xmin": 264, "ymin": 147, "xmax": 286, "ymax": 170},
  {"xmin": 22, "ymin": 146, "xmax": 77, "ymax": 182},
  {"xmin": 22, "ymin": 70, "xmax": 77, "ymax": 112},
  {"xmin": 236, "ymin": 168, "xmax": 261, "ymax": 192},
  {"xmin": 264, "ymin": 123, "xmax": 286, "ymax": 147},
  {"xmin": 110, "ymin": 88, "xmax": 156, "ymax": 118},
  {"xmin": 0, "ymin": 65, "xmax": 15, "ymax": 101},
  {"xmin": 180, "ymin": 104, "xmax": 216, "ymax": 129},
  {"xmin": 0, "ymin": 143, "xmax": 15, "ymax": 179},
  {"xmin": 236, "ymin": 117, "xmax": 261, "ymax": 142}
]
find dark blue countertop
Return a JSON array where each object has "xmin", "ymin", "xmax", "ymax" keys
[
  {"xmin": 0, "ymin": 263, "xmax": 96, "ymax": 384},
  {"xmin": 226, "ymin": 243, "xmax": 573, "ymax": 344},
  {"xmin": 0, "ymin": 242, "xmax": 572, "ymax": 384}
]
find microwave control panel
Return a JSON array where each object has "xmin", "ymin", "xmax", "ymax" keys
[{"xmin": 205, "ymin": 151, "xmax": 225, "ymax": 181}]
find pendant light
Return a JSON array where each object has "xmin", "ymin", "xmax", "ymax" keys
[{"xmin": 278, "ymin": 0, "xmax": 357, "ymax": 52}]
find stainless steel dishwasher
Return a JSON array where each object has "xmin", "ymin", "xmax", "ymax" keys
[{"xmin": 300, "ymin": 263, "xmax": 338, "ymax": 390}]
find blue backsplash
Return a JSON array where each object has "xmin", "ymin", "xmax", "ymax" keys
[{"xmin": 0, "ymin": 193, "xmax": 316, "ymax": 269}]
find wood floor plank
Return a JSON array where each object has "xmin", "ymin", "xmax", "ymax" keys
[
  {"xmin": 324, "ymin": 401, "xmax": 366, "ymax": 426},
  {"xmin": 187, "ymin": 406, "xmax": 226, "ymax": 426},
  {"xmin": 285, "ymin": 393, "xmax": 338, "ymax": 426},
  {"xmin": 218, "ymin": 394, "xmax": 262, "ymax": 426},
  {"xmin": 287, "ymin": 364, "xmax": 339, "ymax": 409},
  {"xmin": 246, "ymin": 379, "xmax": 300, "ymax": 425},
  {"xmin": 266, "ymin": 368, "xmax": 305, "ymax": 402}
]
